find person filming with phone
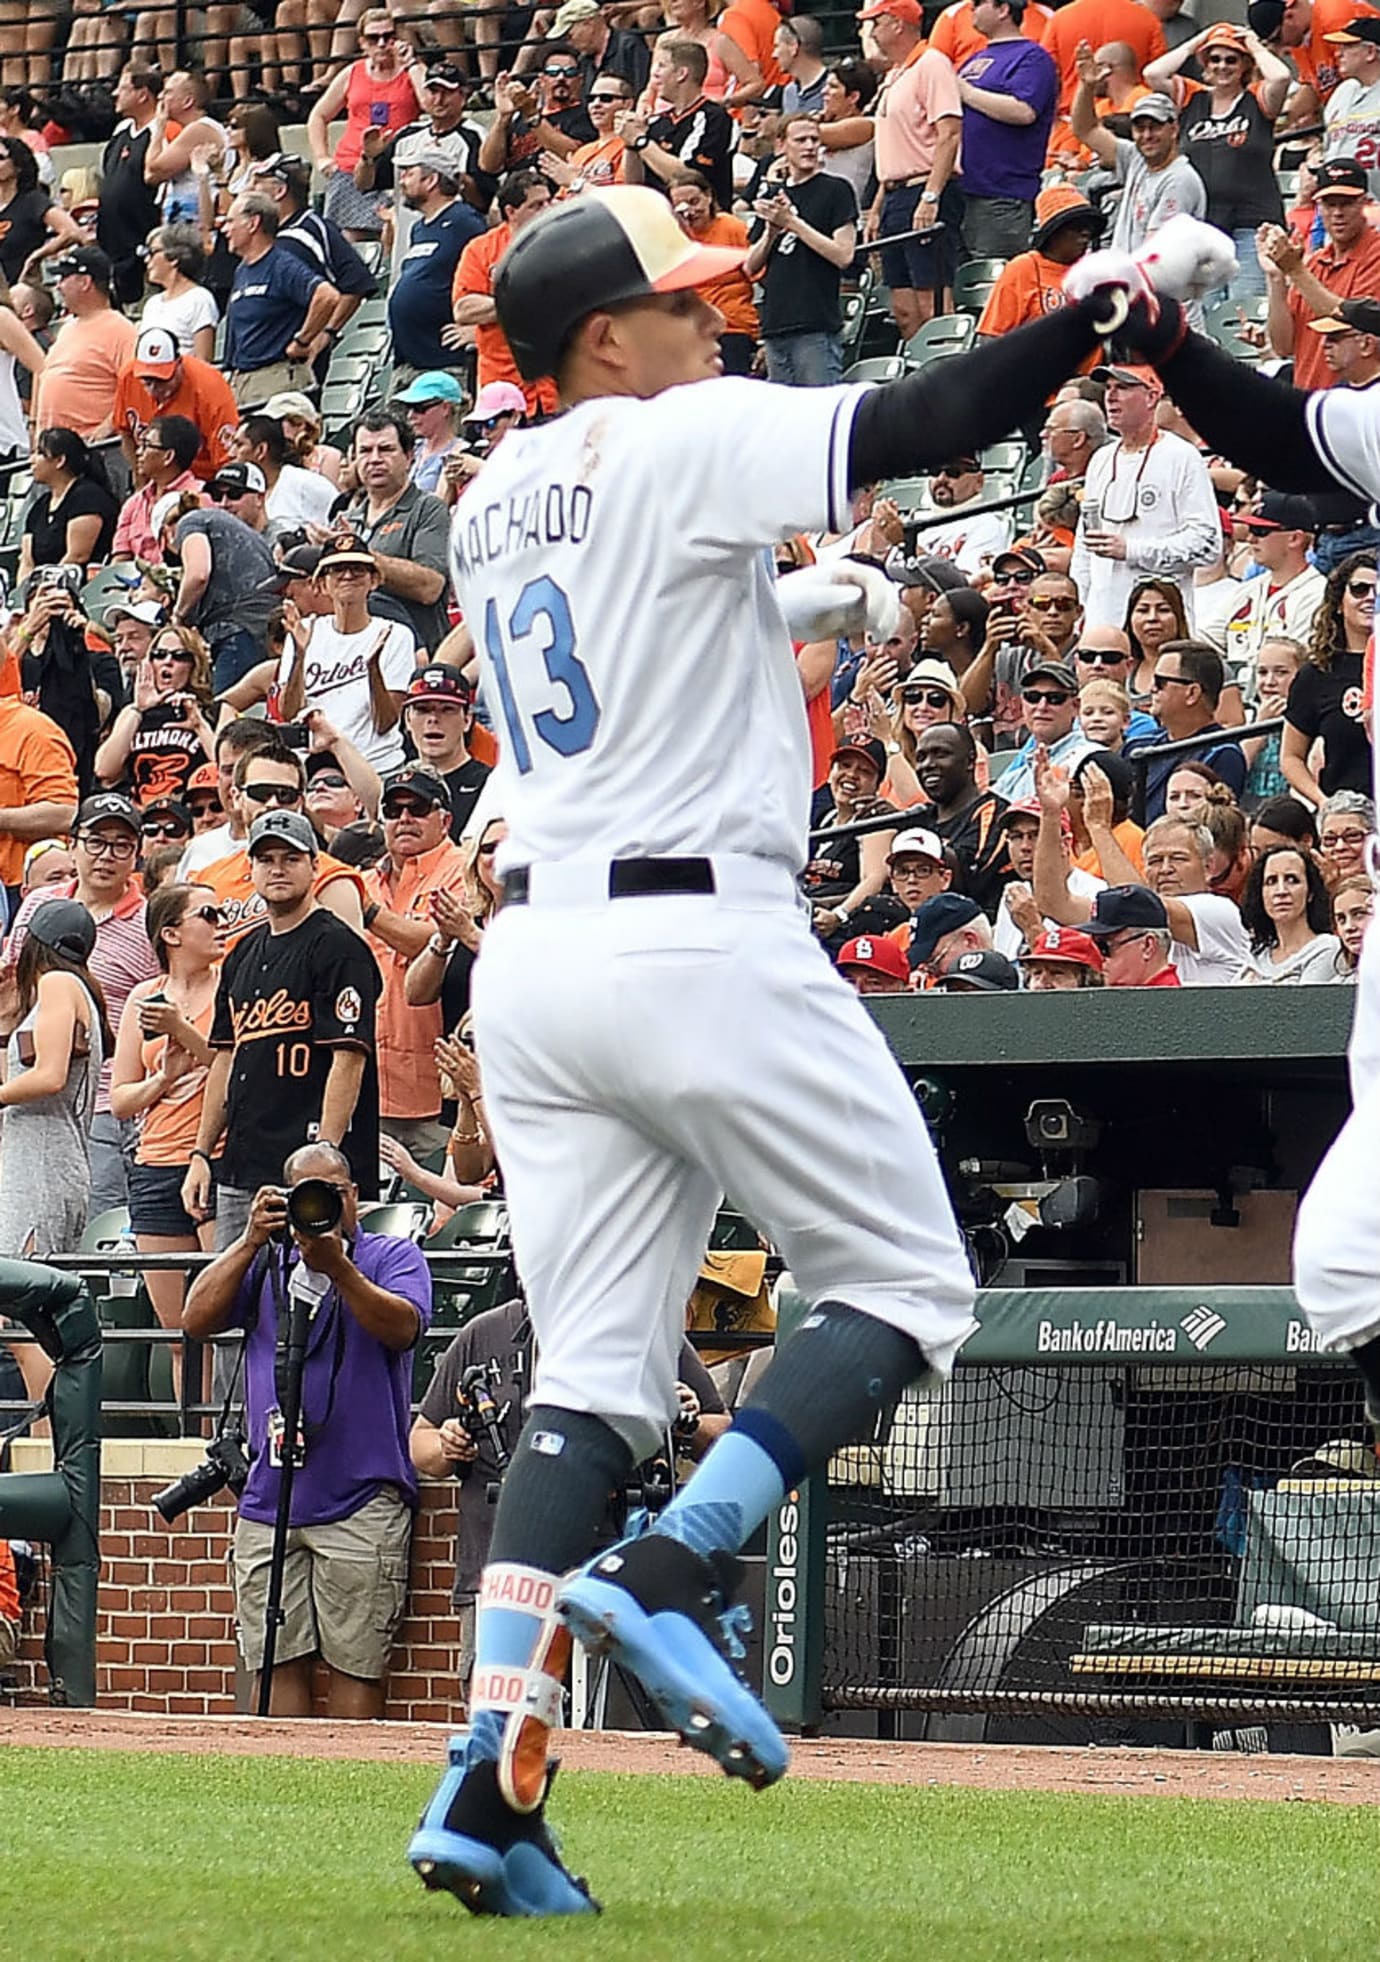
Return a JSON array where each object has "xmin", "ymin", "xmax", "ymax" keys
[{"xmin": 183, "ymin": 1140, "xmax": 432, "ymax": 1718}]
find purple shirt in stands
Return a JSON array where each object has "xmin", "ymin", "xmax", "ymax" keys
[
  {"xmin": 958, "ymin": 39, "xmax": 1058, "ymax": 201},
  {"xmin": 233, "ymin": 1229, "xmax": 432, "ymax": 1528}
]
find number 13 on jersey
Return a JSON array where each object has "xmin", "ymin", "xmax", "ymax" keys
[{"xmin": 484, "ymin": 575, "xmax": 601, "ymax": 775}]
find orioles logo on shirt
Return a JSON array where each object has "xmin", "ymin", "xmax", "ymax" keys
[
  {"xmin": 1343, "ymin": 683, "xmax": 1366, "ymax": 721},
  {"xmin": 336, "ymin": 986, "xmax": 362, "ymax": 1026},
  {"xmin": 230, "ymin": 988, "xmax": 312, "ymax": 1041}
]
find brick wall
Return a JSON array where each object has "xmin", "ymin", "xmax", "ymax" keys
[{"xmin": 11, "ymin": 1463, "xmax": 469, "ymax": 1723}]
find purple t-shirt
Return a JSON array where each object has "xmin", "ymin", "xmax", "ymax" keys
[
  {"xmin": 234, "ymin": 1230, "xmax": 432, "ymax": 1528},
  {"xmin": 958, "ymin": 39, "xmax": 1057, "ymax": 201}
]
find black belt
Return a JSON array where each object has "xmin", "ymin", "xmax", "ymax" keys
[{"xmin": 503, "ymin": 858, "xmax": 717, "ymax": 905}]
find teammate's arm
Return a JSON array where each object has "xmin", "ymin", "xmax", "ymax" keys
[
  {"xmin": 847, "ymin": 298, "xmax": 1112, "ymax": 491},
  {"xmin": 1120, "ymin": 298, "xmax": 1346, "ymax": 493},
  {"xmin": 317, "ymin": 1044, "xmax": 367, "ymax": 1149}
]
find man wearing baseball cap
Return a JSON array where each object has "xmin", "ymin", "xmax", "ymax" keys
[
  {"xmin": 389, "ymin": 147, "xmax": 485, "ymax": 385},
  {"xmin": 1070, "ymin": 359, "xmax": 1219, "ymax": 630},
  {"xmin": 932, "ymin": 947, "xmax": 1020, "ymax": 992},
  {"xmin": 554, "ymin": 0, "xmax": 651, "ymax": 95},
  {"xmin": 164, "ymin": 465, "xmax": 280, "ymax": 691},
  {"xmin": 1019, "ymin": 925, "xmax": 1104, "ymax": 989},
  {"xmin": 1258, "ymin": 156, "xmax": 1380, "ymax": 391},
  {"xmin": 1225, "ymin": 492, "xmax": 1325, "ymax": 672},
  {"xmin": 1251, "ymin": 0, "xmax": 1380, "ymax": 111},
  {"xmin": 1072, "ymin": 60, "xmax": 1206, "ymax": 265},
  {"xmin": 33, "ymin": 246, "xmax": 138, "ymax": 443},
  {"xmin": 836, "ymin": 932, "xmax": 910, "ymax": 994},
  {"xmin": 1308, "ymin": 295, "xmax": 1380, "ymax": 387},
  {"xmin": 351, "ymin": 62, "xmax": 490, "ymax": 282},
  {"xmin": 364, "ymin": 764, "xmax": 469, "ymax": 1157},
  {"xmin": 1323, "ymin": 18, "xmax": 1380, "ymax": 198},
  {"xmin": 859, "ymin": 0, "xmax": 962, "ymax": 346},
  {"xmin": 883, "ymin": 827, "xmax": 952, "ymax": 955},
  {"xmin": 403, "ymin": 665, "xmax": 492, "ymax": 838},
  {"xmin": 1082, "ymin": 884, "xmax": 1181, "ymax": 986},
  {"xmin": 992, "ymin": 794, "xmax": 1104, "ymax": 956},
  {"xmin": 114, "ymin": 325, "xmax": 240, "ymax": 483}
]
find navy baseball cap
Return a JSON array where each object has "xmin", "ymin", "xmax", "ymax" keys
[
  {"xmin": 247, "ymin": 809, "xmax": 318, "ymax": 857},
  {"xmin": 908, "ymin": 892, "xmax": 983, "ymax": 969},
  {"xmin": 1313, "ymin": 157, "xmax": 1369, "ymax": 197},
  {"xmin": 1084, "ymin": 885, "xmax": 1169, "ymax": 938},
  {"xmin": 831, "ymin": 733, "xmax": 887, "ymax": 775},
  {"xmin": 934, "ymin": 948, "xmax": 1019, "ymax": 993}
]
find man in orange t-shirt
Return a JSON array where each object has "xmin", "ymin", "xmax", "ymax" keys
[
  {"xmin": 452, "ymin": 173, "xmax": 561, "ymax": 419},
  {"xmin": 0, "ymin": 696, "xmax": 79, "ymax": 902},
  {"xmin": 930, "ymin": 0, "xmax": 1054, "ymax": 72},
  {"xmin": 559, "ymin": 74, "xmax": 633, "ymax": 189},
  {"xmin": 1263, "ymin": 156, "xmax": 1380, "ymax": 388},
  {"xmin": 1042, "ymin": 0, "xmax": 1166, "ymax": 111},
  {"xmin": 201, "ymin": 747, "xmax": 366, "ymax": 948},
  {"xmin": 114, "ymin": 327, "xmax": 240, "ymax": 482}
]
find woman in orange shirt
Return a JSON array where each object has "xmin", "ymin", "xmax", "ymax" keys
[
  {"xmin": 110, "ymin": 880, "xmax": 221, "ymax": 1393},
  {"xmin": 669, "ymin": 168, "xmax": 759, "ymax": 374}
]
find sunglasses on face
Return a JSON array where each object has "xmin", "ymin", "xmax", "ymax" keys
[
  {"xmin": 1150, "ymin": 672, "xmax": 1187, "ymax": 689},
  {"xmin": 995, "ymin": 567, "xmax": 1036, "ymax": 585},
  {"xmin": 1022, "ymin": 689, "xmax": 1071, "ymax": 706},
  {"xmin": 241, "ymin": 781, "xmax": 300, "ymax": 805},
  {"xmin": 478, "ymin": 841, "xmax": 500, "ymax": 856},
  {"xmin": 591, "ymin": 90, "xmax": 627, "ymax": 101},
  {"xmin": 934, "ymin": 463, "xmax": 977, "ymax": 478},
  {"xmin": 384, "ymin": 798, "xmax": 433, "ymax": 819},
  {"xmin": 151, "ymin": 643, "xmax": 191, "ymax": 660},
  {"xmin": 361, "ymin": 29, "xmax": 394, "ymax": 42},
  {"xmin": 901, "ymin": 686, "xmax": 956, "ymax": 709},
  {"xmin": 309, "ymin": 772, "xmax": 349, "ymax": 790},
  {"xmin": 187, "ymin": 903, "xmax": 224, "ymax": 925},
  {"xmin": 188, "ymin": 796, "xmax": 222, "ymax": 815},
  {"xmin": 1026, "ymin": 596, "xmax": 1072, "ymax": 613},
  {"xmin": 1346, "ymin": 579, "xmax": 1377, "ymax": 598},
  {"xmin": 544, "ymin": 62, "xmax": 578, "ymax": 75},
  {"xmin": 1077, "ymin": 648, "xmax": 1125, "ymax": 665},
  {"xmin": 142, "ymin": 819, "xmax": 186, "ymax": 839},
  {"xmin": 463, "ymin": 413, "xmax": 509, "ymax": 434}
]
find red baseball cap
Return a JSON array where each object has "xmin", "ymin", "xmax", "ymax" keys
[
  {"xmin": 1020, "ymin": 927, "xmax": 1104, "ymax": 973},
  {"xmin": 838, "ymin": 934, "xmax": 910, "ymax": 982}
]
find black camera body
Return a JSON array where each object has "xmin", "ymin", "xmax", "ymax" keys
[
  {"xmin": 457, "ymin": 1359, "xmax": 511, "ymax": 1472},
  {"xmin": 152, "ymin": 1428, "xmax": 251, "ymax": 1524}
]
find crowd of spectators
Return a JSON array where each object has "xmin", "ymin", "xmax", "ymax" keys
[{"xmin": 0, "ymin": 0, "xmax": 1376, "ymax": 1712}]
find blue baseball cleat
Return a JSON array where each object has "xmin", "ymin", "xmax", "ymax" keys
[
  {"xmin": 409, "ymin": 1744, "xmax": 598, "ymax": 1918},
  {"xmin": 557, "ymin": 1534, "xmax": 789, "ymax": 1790}
]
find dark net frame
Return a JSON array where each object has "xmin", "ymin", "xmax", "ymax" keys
[{"xmin": 821, "ymin": 1356, "xmax": 1380, "ymax": 1735}]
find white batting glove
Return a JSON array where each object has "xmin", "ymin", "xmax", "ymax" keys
[{"xmin": 775, "ymin": 561, "xmax": 900, "ymax": 643}]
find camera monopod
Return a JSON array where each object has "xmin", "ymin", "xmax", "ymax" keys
[{"xmin": 256, "ymin": 1235, "xmax": 313, "ymax": 1717}]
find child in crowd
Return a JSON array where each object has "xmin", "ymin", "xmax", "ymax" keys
[{"xmin": 1077, "ymin": 678, "xmax": 1131, "ymax": 754}]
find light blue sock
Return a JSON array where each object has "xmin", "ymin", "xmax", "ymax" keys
[{"xmin": 654, "ymin": 1413, "xmax": 795, "ymax": 1558}]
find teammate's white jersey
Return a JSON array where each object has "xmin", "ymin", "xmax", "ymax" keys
[
  {"xmin": 449, "ymin": 376, "xmax": 862, "ymax": 873},
  {"xmin": 1309, "ymin": 385, "xmax": 1380, "ymax": 507}
]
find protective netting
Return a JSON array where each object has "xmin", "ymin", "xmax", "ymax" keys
[{"xmin": 823, "ymin": 1361, "xmax": 1380, "ymax": 1732}]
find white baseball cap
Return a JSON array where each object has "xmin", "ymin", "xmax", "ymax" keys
[
  {"xmin": 134, "ymin": 326, "xmax": 180, "ymax": 378},
  {"xmin": 887, "ymin": 828, "xmax": 946, "ymax": 865}
]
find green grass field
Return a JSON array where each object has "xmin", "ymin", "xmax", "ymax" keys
[{"xmin": 2, "ymin": 1746, "xmax": 1372, "ymax": 1962}]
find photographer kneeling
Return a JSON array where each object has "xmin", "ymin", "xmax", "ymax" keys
[{"xmin": 182, "ymin": 1144, "xmax": 432, "ymax": 1718}]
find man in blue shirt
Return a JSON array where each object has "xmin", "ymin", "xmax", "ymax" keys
[
  {"xmin": 388, "ymin": 147, "xmax": 486, "ymax": 383},
  {"xmin": 251, "ymin": 154, "xmax": 377, "ymax": 375},
  {"xmin": 1123, "ymin": 639, "xmax": 1248, "ymax": 820},
  {"xmin": 957, "ymin": 0, "xmax": 1059, "ymax": 259},
  {"xmin": 223, "ymin": 192, "xmax": 341, "ymax": 408}
]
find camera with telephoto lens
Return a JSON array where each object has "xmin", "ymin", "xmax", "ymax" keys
[
  {"xmin": 285, "ymin": 1177, "xmax": 344, "ymax": 1237},
  {"xmin": 457, "ymin": 1359, "xmax": 511, "ymax": 1472},
  {"xmin": 152, "ymin": 1428, "xmax": 251, "ymax": 1523}
]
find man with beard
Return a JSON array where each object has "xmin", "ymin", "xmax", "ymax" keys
[
  {"xmin": 387, "ymin": 150, "xmax": 485, "ymax": 388},
  {"xmin": 921, "ymin": 456, "xmax": 1013, "ymax": 576}
]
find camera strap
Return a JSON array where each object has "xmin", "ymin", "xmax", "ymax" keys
[{"xmin": 268, "ymin": 1243, "xmax": 347, "ymax": 1444}]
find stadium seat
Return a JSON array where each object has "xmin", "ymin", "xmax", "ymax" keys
[
  {"xmin": 335, "ymin": 320, "xmax": 390, "ymax": 360},
  {"xmin": 981, "ymin": 439, "xmax": 1027, "ymax": 475},
  {"xmin": 953, "ymin": 258, "xmax": 1006, "ymax": 315},
  {"xmin": 1276, "ymin": 168, "xmax": 1300, "ymax": 200},
  {"xmin": 844, "ymin": 355, "xmax": 909, "ymax": 384},
  {"xmin": 878, "ymin": 475, "xmax": 933, "ymax": 513},
  {"xmin": 81, "ymin": 563, "xmax": 138, "ymax": 619},
  {"xmin": 358, "ymin": 1201, "xmax": 432, "ymax": 1242},
  {"xmin": 425, "ymin": 1200, "xmax": 516, "ymax": 1331},
  {"xmin": 320, "ymin": 380, "xmax": 369, "ymax": 434},
  {"xmin": 902, "ymin": 314, "xmax": 975, "ymax": 364}
]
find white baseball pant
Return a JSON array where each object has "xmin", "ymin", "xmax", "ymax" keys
[
  {"xmin": 1293, "ymin": 912, "xmax": 1380, "ymax": 1351},
  {"xmin": 471, "ymin": 855, "xmax": 979, "ymax": 1460}
]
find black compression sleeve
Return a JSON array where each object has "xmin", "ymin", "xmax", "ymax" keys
[
  {"xmin": 1155, "ymin": 326, "xmax": 1340, "ymax": 494},
  {"xmin": 847, "ymin": 301, "xmax": 1107, "ymax": 491}
]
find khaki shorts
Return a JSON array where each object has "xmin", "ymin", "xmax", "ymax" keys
[{"xmin": 234, "ymin": 1486, "xmax": 412, "ymax": 1680}]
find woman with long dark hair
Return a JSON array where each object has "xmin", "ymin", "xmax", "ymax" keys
[
  {"xmin": 1238, "ymin": 842, "xmax": 1339, "ymax": 984},
  {"xmin": 0, "ymin": 898, "xmax": 111, "ymax": 1400},
  {"xmin": 0, "ymin": 134, "xmax": 79, "ymax": 285},
  {"xmin": 20, "ymin": 427, "xmax": 119, "ymax": 577},
  {"xmin": 1282, "ymin": 550, "xmax": 1375, "ymax": 808},
  {"xmin": 1123, "ymin": 578, "xmax": 1189, "ymax": 708},
  {"xmin": 110, "ymin": 882, "xmax": 220, "ymax": 1387}
]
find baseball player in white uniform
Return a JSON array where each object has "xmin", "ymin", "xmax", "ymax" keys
[
  {"xmin": 1066, "ymin": 215, "xmax": 1380, "ymax": 1548},
  {"xmin": 407, "ymin": 184, "xmax": 1136, "ymax": 1918}
]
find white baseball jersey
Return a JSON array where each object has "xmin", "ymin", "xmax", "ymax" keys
[{"xmin": 449, "ymin": 376, "xmax": 862, "ymax": 874}]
